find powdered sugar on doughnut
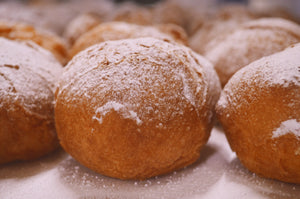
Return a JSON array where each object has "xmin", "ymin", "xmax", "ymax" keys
[
  {"xmin": 93, "ymin": 101, "xmax": 142, "ymax": 125},
  {"xmin": 57, "ymin": 37, "xmax": 221, "ymax": 126},
  {"xmin": 0, "ymin": 38, "xmax": 62, "ymax": 90},
  {"xmin": 205, "ymin": 18, "xmax": 300, "ymax": 86},
  {"xmin": 218, "ymin": 43, "xmax": 300, "ymax": 109},
  {"xmin": 272, "ymin": 119, "xmax": 300, "ymax": 140},
  {"xmin": 0, "ymin": 38, "xmax": 63, "ymax": 117},
  {"xmin": 70, "ymin": 21, "xmax": 186, "ymax": 57}
]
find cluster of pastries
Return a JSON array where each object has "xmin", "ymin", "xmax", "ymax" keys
[{"xmin": 0, "ymin": 0, "xmax": 299, "ymax": 183}]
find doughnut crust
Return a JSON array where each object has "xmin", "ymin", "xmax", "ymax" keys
[
  {"xmin": 216, "ymin": 44, "xmax": 300, "ymax": 183},
  {"xmin": 205, "ymin": 18, "xmax": 300, "ymax": 87},
  {"xmin": 189, "ymin": 4, "xmax": 256, "ymax": 54},
  {"xmin": 70, "ymin": 21, "xmax": 187, "ymax": 57},
  {"xmin": 63, "ymin": 13, "xmax": 101, "ymax": 46},
  {"xmin": 0, "ymin": 20, "xmax": 69, "ymax": 65},
  {"xmin": 55, "ymin": 38, "xmax": 221, "ymax": 180},
  {"xmin": 0, "ymin": 38, "xmax": 63, "ymax": 164}
]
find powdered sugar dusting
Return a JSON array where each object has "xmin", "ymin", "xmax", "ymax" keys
[
  {"xmin": 218, "ymin": 43, "xmax": 300, "ymax": 110},
  {"xmin": 93, "ymin": 101, "xmax": 142, "ymax": 125},
  {"xmin": 57, "ymin": 37, "xmax": 220, "ymax": 128},
  {"xmin": 0, "ymin": 38, "xmax": 62, "ymax": 91},
  {"xmin": 0, "ymin": 38, "xmax": 63, "ymax": 118},
  {"xmin": 71, "ymin": 21, "xmax": 185, "ymax": 56},
  {"xmin": 205, "ymin": 17, "xmax": 300, "ymax": 86},
  {"xmin": 272, "ymin": 119, "xmax": 300, "ymax": 139}
]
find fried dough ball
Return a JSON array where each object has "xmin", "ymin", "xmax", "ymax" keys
[
  {"xmin": 151, "ymin": 1, "xmax": 187, "ymax": 27},
  {"xmin": 154, "ymin": 23, "xmax": 188, "ymax": 45},
  {"xmin": 70, "ymin": 21, "xmax": 188, "ymax": 57},
  {"xmin": 0, "ymin": 38, "xmax": 63, "ymax": 164},
  {"xmin": 205, "ymin": 18, "xmax": 300, "ymax": 87},
  {"xmin": 189, "ymin": 4, "xmax": 256, "ymax": 55},
  {"xmin": 55, "ymin": 38, "xmax": 221, "ymax": 180},
  {"xmin": 0, "ymin": 20, "xmax": 69, "ymax": 65},
  {"xmin": 63, "ymin": 13, "xmax": 102, "ymax": 46},
  {"xmin": 216, "ymin": 43, "xmax": 300, "ymax": 184},
  {"xmin": 110, "ymin": 2, "xmax": 154, "ymax": 25}
]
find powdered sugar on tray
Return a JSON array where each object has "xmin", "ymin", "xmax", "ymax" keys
[{"xmin": 272, "ymin": 119, "xmax": 300, "ymax": 139}]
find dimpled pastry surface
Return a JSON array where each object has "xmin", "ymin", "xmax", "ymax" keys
[
  {"xmin": 216, "ymin": 43, "xmax": 300, "ymax": 183},
  {"xmin": 55, "ymin": 37, "xmax": 221, "ymax": 180}
]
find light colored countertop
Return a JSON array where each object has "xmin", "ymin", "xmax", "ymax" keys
[{"xmin": 0, "ymin": 127, "xmax": 299, "ymax": 199}]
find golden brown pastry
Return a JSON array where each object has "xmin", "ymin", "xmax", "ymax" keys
[
  {"xmin": 110, "ymin": 2, "xmax": 154, "ymax": 25},
  {"xmin": 154, "ymin": 23, "xmax": 188, "ymax": 45},
  {"xmin": 70, "ymin": 21, "xmax": 188, "ymax": 57},
  {"xmin": 216, "ymin": 43, "xmax": 300, "ymax": 184},
  {"xmin": 55, "ymin": 37, "xmax": 221, "ymax": 180},
  {"xmin": 205, "ymin": 17, "xmax": 300, "ymax": 87},
  {"xmin": 189, "ymin": 4, "xmax": 256, "ymax": 55},
  {"xmin": 0, "ymin": 38, "xmax": 63, "ymax": 164},
  {"xmin": 151, "ymin": 1, "xmax": 187, "ymax": 27},
  {"xmin": 0, "ymin": 20, "xmax": 69, "ymax": 65},
  {"xmin": 63, "ymin": 13, "xmax": 102, "ymax": 46}
]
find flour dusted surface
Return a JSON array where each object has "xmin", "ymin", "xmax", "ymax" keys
[
  {"xmin": 272, "ymin": 119, "xmax": 300, "ymax": 140},
  {"xmin": 0, "ymin": 38, "xmax": 63, "ymax": 115},
  {"xmin": 58, "ymin": 37, "xmax": 220, "ymax": 127}
]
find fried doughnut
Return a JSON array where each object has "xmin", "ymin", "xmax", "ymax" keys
[
  {"xmin": 55, "ymin": 38, "xmax": 221, "ymax": 180},
  {"xmin": 110, "ymin": 2, "xmax": 154, "ymax": 25},
  {"xmin": 0, "ymin": 20, "xmax": 69, "ymax": 65},
  {"xmin": 0, "ymin": 38, "xmax": 63, "ymax": 164},
  {"xmin": 205, "ymin": 18, "xmax": 300, "ymax": 87},
  {"xmin": 70, "ymin": 21, "xmax": 187, "ymax": 57},
  {"xmin": 189, "ymin": 4, "xmax": 256, "ymax": 55},
  {"xmin": 151, "ymin": 1, "xmax": 187, "ymax": 27},
  {"xmin": 216, "ymin": 43, "xmax": 300, "ymax": 183},
  {"xmin": 63, "ymin": 13, "xmax": 101, "ymax": 46}
]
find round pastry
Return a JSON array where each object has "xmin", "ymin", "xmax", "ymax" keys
[
  {"xmin": 205, "ymin": 18, "xmax": 300, "ymax": 87},
  {"xmin": 151, "ymin": 1, "xmax": 187, "ymax": 27},
  {"xmin": 63, "ymin": 13, "xmax": 101, "ymax": 46},
  {"xmin": 70, "ymin": 21, "xmax": 188, "ymax": 57},
  {"xmin": 216, "ymin": 43, "xmax": 300, "ymax": 184},
  {"xmin": 189, "ymin": 4, "xmax": 256, "ymax": 55},
  {"xmin": 55, "ymin": 38, "xmax": 221, "ymax": 180},
  {"xmin": 154, "ymin": 23, "xmax": 188, "ymax": 45},
  {"xmin": 110, "ymin": 2, "xmax": 154, "ymax": 25},
  {"xmin": 0, "ymin": 20, "xmax": 69, "ymax": 65},
  {"xmin": 0, "ymin": 38, "xmax": 63, "ymax": 165}
]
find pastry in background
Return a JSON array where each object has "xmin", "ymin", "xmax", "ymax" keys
[
  {"xmin": 189, "ymin": 4, "xmax": 256, "ymax": 55},
  {"xmin": 0, "ymin": 20, "xmax": 69, "ymax": 65},
  {"xmin": 205, "ymin": 18, "xmax": 300, "ymax": 87},
  {"xmin": 109, "ymin": 2, "xmax": 154, "ymax": 25},
  {"xmin": 0, "ymin": 38, "xmax": 63, "ymax": 164},
  {"xmin": 70, "ymin": 21, "xmax": 188, "ymax": 57},
  {"xmin": 63, "ymin": 13, "xmax": 102, "ymax": 46}
]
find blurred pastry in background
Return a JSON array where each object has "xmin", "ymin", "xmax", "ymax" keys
[
  {"xmin": 0, "ymin": 38, "xmax": 63, "ymax": 165},
  {"xmin": 205, "ymin": 17, "xmax": 300, "ymax": 87},
  {"xmin": 189, "ymin": 4, "xmax": 257, "ymax": 55},
  {"xmin": 63, "ymin": 13, "xmax": 102, "ymax": 46},
  {"xmin": 0, "ymin": 20, "xmax": 69, "ymax": 65},
  {"xmin": 70, "ymin": 21, "xmax": 188, "ymax": 57}
]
